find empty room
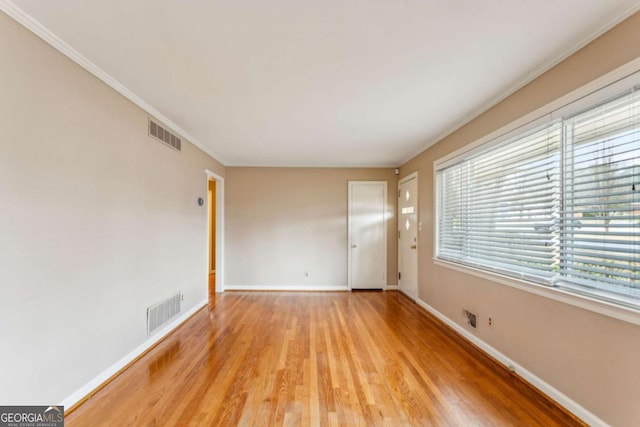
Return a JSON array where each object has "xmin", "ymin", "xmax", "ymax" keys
[{"xmin": 1, "ymin": 1, "xmax": 640, "ymax": 426}]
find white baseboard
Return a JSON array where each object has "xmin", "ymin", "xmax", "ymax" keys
[
  {"xmin": 61, "ymin": 299, "xmax": 208, "ymax": 408},
  {"xmin": 61, "ymin": 293, "xmax": 603, "ymax": 424},
  {"xmin": 224, "ymin": 284, "xmax": 349, "ymax": 291},
  {"xmin": 386, "ymin": 285, "xmax": 398, "ymax": 290},
  {"xmin": 414, "ymin": 298, "xmax": 606, "ymax": 427},
  {"xmin": 397, "ymin": 288, "xmax": 415, "ymax": 300}
]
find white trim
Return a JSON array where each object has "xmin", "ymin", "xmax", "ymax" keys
[
  {"xmin": 435, "ymin": 114, "xmax": 554, "ymax": 170},
  {"xmin": 433, "ymin": 166, "xmax": 440, "ymax": 266},
  {"xmin": 0, "ymin": 0, "xmax": 226, "ymax": 166},
  {"xmin": 224, "ymin": 161, "xmax": 399, "ymax": 168},
  {"xmin": 205, "ymin": 170, "xmax": 224, "ymax": 293},
  {"xmin": 386, "ymin": 284, "xmax": 398, "ymax": 291},
  {"xmin": 224, "ymin": 285, "xmax": 349, "ymax": 292},
  {"xmin": 434, "ymin": 58, "xmax": 640, "ymax": 169},
  {"xmin": 347, "ymin": 181, "xmax": 355, "ymax": 290},
  {"xmin": 397, "ymin": 288, "xmax": 414, "ymax": 300},
  {"xmin": 60, "ymin": 298, "xmax": 208, "ymax": 408},
  {"xmin": 398, "ymin": 171, "xmax": 418, "ymax": 185},
  {"xmin": 434, "ymin": 258, "xmax": 640, "ymax": 326},
  {"xmin": 348, "ymin": 181, "xmax": 388, "ymax": 290},
  {"xmin": 414, "ymin": 298, "xmax": 608, "ymax": 427},
  {"xmin": 400, "ymin": 4, "xmax": 640, "ymax": 165}
]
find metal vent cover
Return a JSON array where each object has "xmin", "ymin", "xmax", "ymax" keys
[
  {"xmin": 149, "ymin": 118, "xmax": 182, "ymax": 151},
  {"xmin": 147, "ymin": 292, "xmax": 182, "ymax": 336},
  {"xmin": 463, "ymin": 309, "xmax": 478, "ymax": 329}
]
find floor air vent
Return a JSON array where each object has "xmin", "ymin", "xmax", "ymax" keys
[
  {"xmin": 149, "ymin": 118, "xmax": 182, "ymax": 151},
  {"xmin": 147, "ymin": 292, "xmax": 182, "ymax": 336}
]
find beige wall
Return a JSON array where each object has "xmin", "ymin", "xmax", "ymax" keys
[
  {"xmin": 400, "ymin": 12, "xmax": 640, "ymax": 426},
  {"xmin": 225, "ymin": 168, "xmax": 398, "ymax": 288},
  {"xmin": 0, "ymin": 11, "xmax": 224, "ymax": 404}
]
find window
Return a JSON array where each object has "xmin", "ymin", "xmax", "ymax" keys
[
  {"xmin": 561, "ymin": 92, "xmax": 640, "ymax": 302},
  {"xmin": 436, "ymin": 86, "xmax": 640, "ymax": 309}
]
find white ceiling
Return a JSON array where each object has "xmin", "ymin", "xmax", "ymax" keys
[{"xmin": 5, "ymin": 1, "xmax": 640, "ymax": 167}]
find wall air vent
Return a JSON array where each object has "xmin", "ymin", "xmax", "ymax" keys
[
  {"xmin": 147, "ymin": 292, "xmax": 182, "ymax": 336},
  {"xmin": 149, "ymin": 118, "xmax": 182, "ymax": 151},
  {"xmin": 463, "ymin": 309, "xmax": 478, "ymax": 329}
]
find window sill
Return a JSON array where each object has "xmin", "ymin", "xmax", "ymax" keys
[{"xmin": 433, "ymin": 258, "xmax": 640, "ymax": 326}]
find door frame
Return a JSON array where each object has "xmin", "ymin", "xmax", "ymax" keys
[
  {"xmin": 347, "ymin": 181, "xmax": 388, "ymax": 291},
  {"xmin": 206, "ymin": 169, "xmax": 224, "ymax": 293},
  {"xmin": 398, "ymin": 171, "xmax": 418, "ymax": 300}
]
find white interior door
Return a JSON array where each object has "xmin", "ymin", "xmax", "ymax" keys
[
  {"xmin": 348, "ymin": 181, "xmax": 387, "ymax": 290},
  {"xmin": 398, "ymin": 173, "xmax": 418, "ymax": 300}
]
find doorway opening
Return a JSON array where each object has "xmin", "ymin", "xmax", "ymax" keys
[
  {"xmin": 208, "ymin": 179, "xmax": 217, "ymax": 299},
  {"xmin": 206, "ymin": 170, "xmax": 224, "ymax": 300}
]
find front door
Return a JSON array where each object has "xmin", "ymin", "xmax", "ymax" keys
[
  {"xmin": 398, "ymin": 173, "xmax": 418, "ymax": 300},
  {"xmin": 348, "ymin": 181, "xmax": 387, "ymax": 290}
]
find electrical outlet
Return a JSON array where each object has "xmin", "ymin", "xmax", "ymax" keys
[{"xmin": 488, "ymin": 316, "xmax": 494, "ymax": 329}]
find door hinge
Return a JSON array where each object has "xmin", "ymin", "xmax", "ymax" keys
[
  {"xmin": 398, "ymin": 272, "xmax": 401, "ymax": 280},
  {"xmin": 398, "ymin": 230, "xmax": 401, "ymax": 239},
  {"xmin": 398, "ymin": 189, "xmax": 401, "ymax": 198}
]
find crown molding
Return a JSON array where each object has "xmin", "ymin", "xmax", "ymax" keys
[
  {"xmin": 0, "ymin": 0, "xmax": 226, "ymax": 165},
  {"xmin": 399, "ymin": 2, "xmax": 640, "ymax": 166},
  {"xmin": 3, "ymin": 0, "xmax": 638, "ymax": 170}
]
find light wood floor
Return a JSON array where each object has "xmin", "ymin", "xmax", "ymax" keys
[{"xmin": 67, "ymin": 291, "xmax": 582, "ymax": 426}]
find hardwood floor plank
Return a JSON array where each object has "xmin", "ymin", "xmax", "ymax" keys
[{"xmin": 66, "ymin": 291, "xmax": 584, "ymax": 426}]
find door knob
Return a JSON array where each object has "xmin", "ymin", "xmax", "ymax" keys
[
  {"xmin": 410, "ymin": 244, "xmax": 417, "ymax": 249},
  {"xmin": 352, "ymin": 244, "xmax": 358, "ymax": 248}
]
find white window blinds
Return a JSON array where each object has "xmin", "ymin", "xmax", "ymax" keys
[
  {"xmin": 560, "ymin": 90, "xmax": 640, "ymax": 301},
  {"xmin": 436, "ymin": 86, "xmax": 640, "ymax": 308},
  {"xmin": 437, "ymin": 123, "xmax": 561, "ymax": 284}
]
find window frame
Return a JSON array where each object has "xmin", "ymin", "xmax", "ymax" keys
[{"xmin": 433, "ymin": 60, "xmax": 640, "ymax": 326}]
